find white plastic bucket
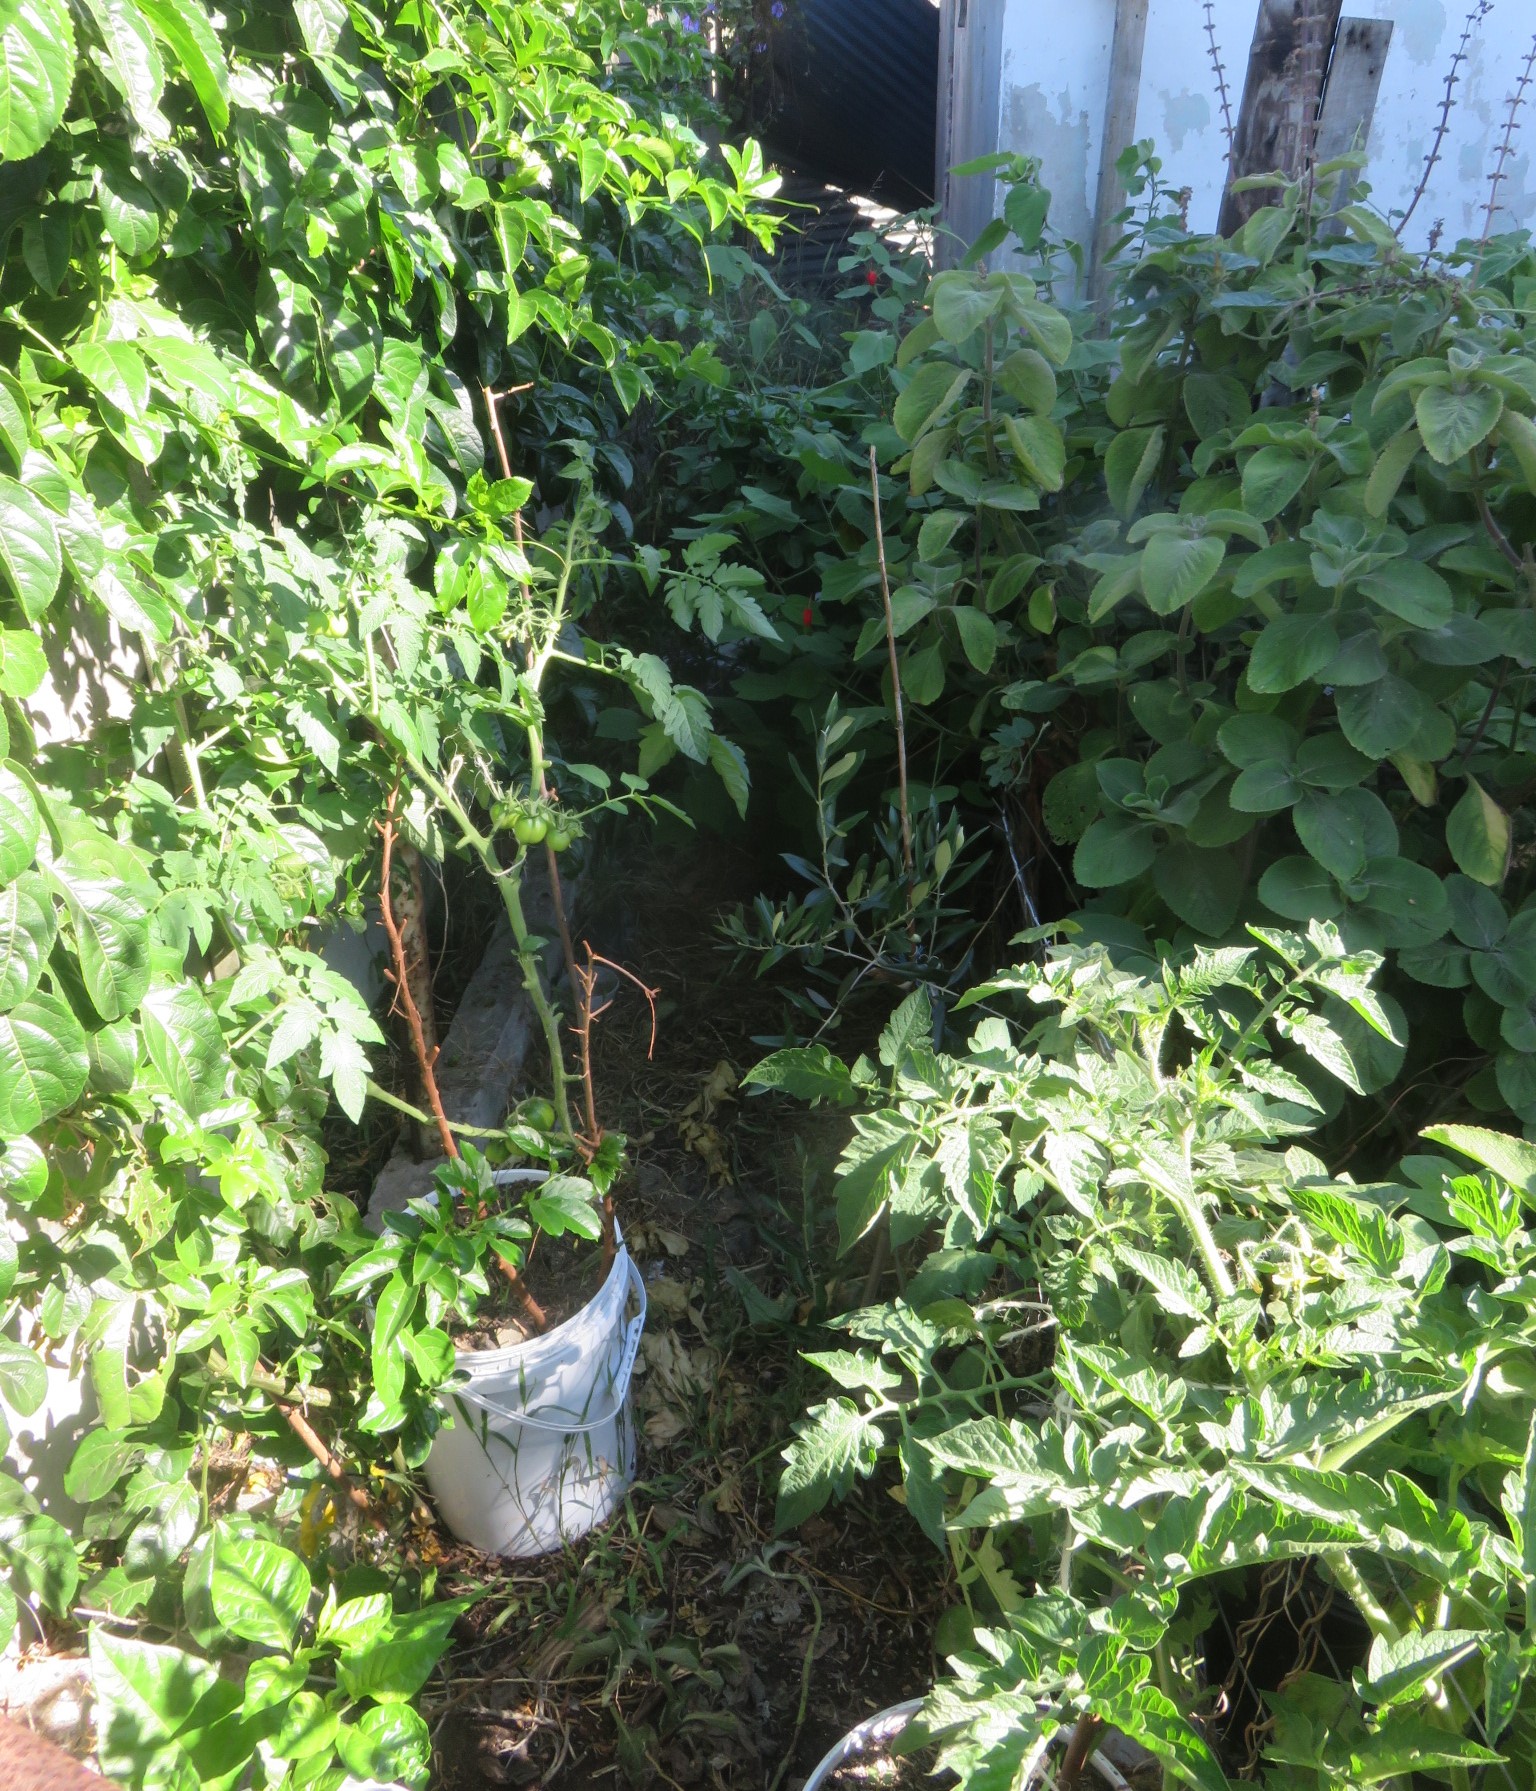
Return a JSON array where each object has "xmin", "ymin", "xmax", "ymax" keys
[
  {"xmin": 422, "ymin": 1176, "xmax": 646, "ymax": 1557},
  {"xmin": 801, "ymin": 1700, "xmax": 1130, "ymax": 1791}
]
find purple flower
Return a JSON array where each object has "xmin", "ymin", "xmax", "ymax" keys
[{"xmin": 770, "ymin": 1, "xmax": 785, "ymax": 15}]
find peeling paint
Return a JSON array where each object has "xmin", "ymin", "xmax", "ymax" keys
[
  {"xmin": 1391, "ymin": 0, "xmax": 1448, "ymax": 66},
  {"xmin": 1004, "ymin": 80, "xmax": 1095, "ymax": 244},
  {"xmin": 956, "ymin": 0, "xmax": 1533, "ymax": 267},
  {"xmin": 1160, "ymin": 89, "xmax": 1211, "ymax": 154}
]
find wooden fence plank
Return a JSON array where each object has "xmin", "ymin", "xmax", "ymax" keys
[
  {"xmin": 1313, "ymin": 16, "xmax": 1394, "ymax": 171},
  {"xmin": 1218, "ymin": 0, "xmax": 1345, "ymax": 235},
  {"xmin": 1089, "ymin": 0, "xmax": 1152, "ymax": 303}
]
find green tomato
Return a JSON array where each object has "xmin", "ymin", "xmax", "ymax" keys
[
  {"xmin": 547, "ymin": 826, "xmax": 573, "ymax": 853},
  {"xmin": 517, "ymin": 1097, "xmax": 557, "ymax": 1132},
  {"xmin": 325, "ymin": 611, "xmax": 349, "ymax": 638},
  {"xmin": 512, "ymin": 814, "xmax": 547, "ymax": 846}
]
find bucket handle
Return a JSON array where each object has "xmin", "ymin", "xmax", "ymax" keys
[{"xmin": 445, "ymin": 1253, "xmax": 647, "ymax": 1437}]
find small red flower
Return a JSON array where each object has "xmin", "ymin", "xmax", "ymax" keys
[
  {"xmin": 865, "ymin": 266, "xmax": 879, "ymax": 286},
  {"xmin": 802, "ymin": 605, "xmax": 814, "ymax": 628}
]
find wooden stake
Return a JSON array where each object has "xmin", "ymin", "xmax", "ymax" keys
[
  {"xmin": 1088, "ymin": 0, "xmax": 1150, "ymax": 306},
  {"xmin": 868, "ymin": 445, "xmax": 912, "ymax": 883},
  {"xmin": 379, "ymin": 793, "xmax": 457, "ymax": 1162}
]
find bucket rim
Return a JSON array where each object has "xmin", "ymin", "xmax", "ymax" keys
[
  {"xmin": 799, "ymin": 1701, "xmax": 1130, "ymax": 1791},
  {"xmin": 447, "ymin": 1226, "xmax": 632, "ymax": 1376}
]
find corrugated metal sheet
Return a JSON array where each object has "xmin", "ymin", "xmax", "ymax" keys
[{"xmin": 764, "ymin": 0, "xmax": 941, "ymax": 207}]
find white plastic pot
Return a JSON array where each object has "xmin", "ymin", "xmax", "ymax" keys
[
  {"xmin": 801, "ymin": 1700, "xmax": 1130, "ymax": 1791},
  {"xmin": 422, "ymin": 1179, "xmax": 646, "ymax": 1557}
]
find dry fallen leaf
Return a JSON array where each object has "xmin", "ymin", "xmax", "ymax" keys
[
  {"xmin": 644, "ymin": 1408, "xmax": 688, "ymax": 1445},
  {"xmin": 676, "ymin": 1061, "xmax": 739, "ymax": 1183},
  {"xmin": 646, "ymin": 1276, "xmax": 690, "ymax": 1318}
]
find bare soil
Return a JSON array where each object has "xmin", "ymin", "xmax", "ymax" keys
[
  {"xmin": 452, "ymin": 1229, "xmax": 607, "ymax": 1350},
  {"xmin": 822, "ymin": 1753, "xmax": 948, "ymax": 1789}
]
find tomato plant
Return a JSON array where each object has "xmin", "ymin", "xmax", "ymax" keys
[
  {"xmin": 0, "ymin": 0, "xmax": 779, "ymax": 1780},
  {"xmin": 756, "ymin": 932, "xmax": 1536, "ymax": 1787}
]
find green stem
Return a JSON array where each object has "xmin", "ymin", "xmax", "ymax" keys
[
  {"xmin": 364, "ymin": 1079, "xmax": 510, "ymax": 1141},
  {"xmin": 1326, "ymin": 1549, "xmax": 1398, "ymax": 1642},
  {"xmin": 1318, "ymin": 1403, "xmax": 1423, "ymax": 1473},
  {"xmin": 399, "ymin": 749, "xmax": 574, "ymax": 1137},
  {"xmin": 1170, "ymin": 1130, "xmax": 1236, "ymax": 1302}
]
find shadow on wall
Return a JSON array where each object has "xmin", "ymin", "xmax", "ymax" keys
[{"xmin": 28, "ymin": 589, "xmax": 141, "ymax": 750}]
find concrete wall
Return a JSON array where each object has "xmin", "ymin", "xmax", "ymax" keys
[{"xmin": 942, "ymin": 0, "xmax": 1536, "ymax": 258}]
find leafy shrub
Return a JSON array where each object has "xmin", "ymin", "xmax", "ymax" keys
[
  {"xmin": 725, "ymin": 151, "xmax": 1536, "ymax": 1142},
  {"xmin": 754, "ymin": 931, "xmax": 1536, "ymax": 1786},
  {"xmin": 0, "ymin": 0, "xmax": 779, "ymax": 1774}
]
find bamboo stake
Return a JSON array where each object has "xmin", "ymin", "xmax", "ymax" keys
[{"xmin": 868, "ymin": 444, "xmax": 912, "ymax": 882}]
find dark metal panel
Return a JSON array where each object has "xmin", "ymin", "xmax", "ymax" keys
[{"xmin": 764, "ymin": 0, "xmax": 941, "ymax": 206}]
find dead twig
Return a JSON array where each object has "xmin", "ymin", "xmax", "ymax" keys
[
  {"xmin": 1399, "ymin": 1, "xmax": 1489, "ymax": 239},
  {"xmin": 1204, "ymin": 1, "xmax": 1235, "ymax": 158},
  {"xmin": 1482, "ymin": 30, "xmax": 1536, "ymax": 246}
]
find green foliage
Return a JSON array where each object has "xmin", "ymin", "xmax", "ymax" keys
[
  {"xmin": 0, "ymin": 0, "xmax": 779, "ymax": 1773},
  {"xmin": 87, "ymin": 1526, "xmax": 468, "ymax": 1790},
  {"xmin": 756, "ymin": 932, "xmax": 1536, "ymax": 1786},
  {"xmin": 721, "ymin": 151, "xmax": 1536, "ymax": 1137}
]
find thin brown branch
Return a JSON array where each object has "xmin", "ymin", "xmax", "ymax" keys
[
  {"xmin": 379, "ymin": 792, "xmax": 458, "ymax": 1162},
  {"xmin": 1399, "ymin": 1, "xmax": 1489, "ymax": 239},
  {"xmin": 1473, "ymin": 447, "xmax": 1529, "ymax": 573},
  {"xmin": 867, "ymin": 445, "xmax": 912, "ymax": 883},
  {"xmin": 480, "ymin": 382, "xmax": 533, "ymax": 486},
  {"xmin": 572, "ymin": 955, "xmax": 603, "ymax": 1156},
  {"xmin": 570, "ymin": 945, "xmax": 659, "ymax": 1270},
  {"xmin": 378, "ymin": 792, "xmax": 547, "ymax": 1331},
  {"xmin": 587, "ymin": 951, "xmax": 660, "ymax": 1059},
  {"xmin": 544, "ymin": 836, "xmax": 582, "ymax": 1011},
  {"xmin": 277, "ymin": 1399, "xmax": 388, "ymax": 1532}
]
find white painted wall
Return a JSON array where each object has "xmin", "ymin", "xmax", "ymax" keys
[
  {"xmin": 995, "ymin": 0, "xmax": 1117, "ymax": 250},
  {"xmin": 956, "ymin": 0, "xmax": 1536, "ymax": 254}
]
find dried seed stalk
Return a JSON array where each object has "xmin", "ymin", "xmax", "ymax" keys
[
  {"xmin": 1482, "ymin": 29, "xmax": 1536, "ymax": 245},
  {"xmin": 1401, "ymin": 2, "xmax": 1491, "ymax": 238},
  {"xmin": 1204, "ymin": 1, "xmax": 1235, "ymax": 158}
]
